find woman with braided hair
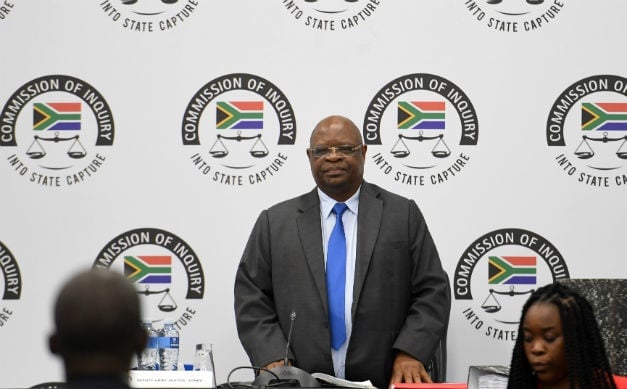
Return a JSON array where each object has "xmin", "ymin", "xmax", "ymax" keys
[{"xmin": 507, "ymin": 282, "xmax": 627, "ymax": 389}]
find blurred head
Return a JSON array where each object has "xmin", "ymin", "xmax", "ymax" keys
[
  {"xmin": 306, "ymin": 115, "xmax": 367, "ymax": 202},
  {"xmin": 49, "ymin": 268, "xmax": 146, "ymax": 378},
  {"xmin": 507, "ymin": 282, "xmax": 616, "ymax": 389}
]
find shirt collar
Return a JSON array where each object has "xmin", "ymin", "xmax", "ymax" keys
[{"xmin": 317, "ymin": 186, "xmax": 361, "ymax": 219}]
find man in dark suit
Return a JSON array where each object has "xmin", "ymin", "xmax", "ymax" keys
[
  {"xmin": 234, "ymin": 115, "xmax": 450, "ymax": 388},
  {"xmin": 48, "ymin": 268, "xmax": 146, "ymax": 389}
]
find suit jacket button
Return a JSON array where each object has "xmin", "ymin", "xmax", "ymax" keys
[{"xmin": 323, "ymin": 321, "xmax": 328, "ymax": 328}]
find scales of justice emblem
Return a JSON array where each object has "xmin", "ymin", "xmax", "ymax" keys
[
  {"xmin": 26, "ymin": 102, "xmax": 87, "ymax": 167},
  {"xmin": 124, "ymin": 255, "xmax": 180, "ymax": 314},
  {"xmin": 480, "ymin": 286, "xmax": 534, "ymax": 324},
  {"xmin": 206, "ymin": 101, "xmax": 270, "ymax": 167},
  {"xmin": 389, "ymin": 101, "xmax": 452, "ymax": 168},
  {"xmin": 26, "ymin": 133, "xmax": 86, "ymax": 160},
  {"xmin": 208, "ymin": 132, "xmax": 269, "ymax": 159},
  {"xmin": 120, "ymin": 0, "xmax": 179, "ymax": 4},
  {"xmin": 572, "ymin": 102, "xmax": 627, "ymax": 166},
  {"xmin": 479, "ymin": 256, "xmax": 537, "ymax": 324},
  {"xmin": 138, "ymin": 285, "xmax": 178, "ymax": 312},
  {"xmin": 390, "ymin": 131, "xmax": 451, "ymax": 159}
]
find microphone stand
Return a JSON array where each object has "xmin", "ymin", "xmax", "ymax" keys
[{"xmin": 252, "ymin": 311, "xmax": 320, "ymax": 388}]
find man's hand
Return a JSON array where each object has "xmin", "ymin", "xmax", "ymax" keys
[
  {"xmin": 263, "ymin": 359, "xmax": 291, "ymax": 370},
  {"xmin": 388, "ymin": 351, "xmax": 432, "ymax": 388}
]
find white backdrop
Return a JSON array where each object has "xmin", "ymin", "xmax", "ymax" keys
[{"xmin": 1, "ymin": 1, "xmax": 626, "ymax": 387}]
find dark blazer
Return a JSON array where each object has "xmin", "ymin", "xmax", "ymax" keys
[{"xmin": 234, "ymin": 181, "xmax": 450, "ymax": 389}]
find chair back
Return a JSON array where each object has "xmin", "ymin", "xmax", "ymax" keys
[
  {"xmin": 427, "ymin": 333, "xmax": 447, "ymax": 383},
  {"xmin": 427, "ymin": 271, "xmax": 450, "ymax": 383},
  {"xmin": 558, "ymin": 278, "xmax": 627, "ymax": 376}
]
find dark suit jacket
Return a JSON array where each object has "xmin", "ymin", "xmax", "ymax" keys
[{"xmin": 234, "ymin": 181, "xmax": 450, "ymax": 389}]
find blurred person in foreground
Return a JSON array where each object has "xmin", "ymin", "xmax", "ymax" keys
[
  {"xmin": 507, "ymin": 282, "xmax": 627, "ymax": 389},
  {"xmin": 234, "ymin": 115, "xmax": 450, "ymax": 388},
  {"xmin": 49, "ymin": 268, "xmax": 146, "ymax": 389}
]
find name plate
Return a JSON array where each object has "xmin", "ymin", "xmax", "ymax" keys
[{"xmin": 128, "ymin": 370, "xmax": 214, "ymax": 388}]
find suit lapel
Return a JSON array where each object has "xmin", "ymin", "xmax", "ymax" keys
[
  {"xmin": 295, "ymin": 184, "xmax": 383, "ymax": 318},
  {"xmin": 296, "ymin": 189, "xmax": 328, "ymax": 311},
  {"xmin": 352, "ymin": 182, "xmax": 382, "ymax": 320}
]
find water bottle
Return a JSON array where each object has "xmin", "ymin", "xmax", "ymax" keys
[
  {"xmin": 158, "ymin": 319, "xmax": 179, "ymax": 371},
  {"xmin": 138, "ymin": 319, "xmax": 159, "ymax": 370}
]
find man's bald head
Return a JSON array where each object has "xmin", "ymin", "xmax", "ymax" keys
[{"xmin": 309, "ymin": 115, "xmax": 362, "ymax": 146}]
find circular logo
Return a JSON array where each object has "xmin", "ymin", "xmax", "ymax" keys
[
  {"xmin": 362, "ymin": 73, "xmax": 478, "ymax": 186},
  {"xmin": 0, "ymin": 240, "xmax": 22, "ymax": 329},
  {"xmin": 453, "ymin": 228, "xmax": 569, "ymax": 341},
  {"xmin": 279, "ymin": 0, "xmax": 382, "ymax": 31},
  {"xmin": 462, "ymin": 0, "xmax": 566, "ymax": 32},
  {"xmin": 98, "ymin": 0, "xmax": 200, "ymax": 32},
  {"xmin": 0, "ymin": 75, "xmax": 114, "ymax": 187},
  {"xmin": 546, "ymin": 75, "xmax": 627, "ymax": 188},
  {"xmin": 182, "ymin": 73, "xmax": 296, "ymax": 186},
  {"xmin": 94, "ymin": 228, "xmax": 205, "ymax": 330}
]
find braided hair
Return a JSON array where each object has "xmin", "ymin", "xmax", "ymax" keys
[{"xmin": 507, "ymin": 282, "xmax": 616, "ymax": 389}]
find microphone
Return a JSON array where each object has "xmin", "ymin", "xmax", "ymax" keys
[
  {"xmin": 252, "ymin": 310, "xmax": 320, "ymax": 388},
  {"xmin": 284, "ymin": 311, "xmax": 296, "ymax": 367}
]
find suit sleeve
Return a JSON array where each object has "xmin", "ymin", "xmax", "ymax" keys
[
  {"xmin": 234, "ymin": 210, "xmax": 290, "ymax": 367},
  {"xmin": 392, "ymin": 199, "xmax": 451, "ymax": 364}
]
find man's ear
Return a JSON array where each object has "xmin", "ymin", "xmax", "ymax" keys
[{"xmin": 49, "ymin": 333, "xmax": 60, "ymax": 355}]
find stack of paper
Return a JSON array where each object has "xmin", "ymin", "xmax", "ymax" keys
[
  {"xmin": 467, "ymin": 366, "xmax": 509, "ymax": 389},
  {"xmin": 311, "ymin": 372, "xmax": 376, "ymax": 388},
  {"xmin": 477, "ymin": 374, "xmax": 508, "ymax": 389}
]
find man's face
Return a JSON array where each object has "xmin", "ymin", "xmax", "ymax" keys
[
  {"xmin": 307, "ymin": 117, "xmax": 367, "ymax": 201},
  {"xmin": 523, "ymin": 302, "xmax": 568, "ymax": 387}
]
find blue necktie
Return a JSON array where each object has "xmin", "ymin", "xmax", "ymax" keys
[{"xmin": 327, "ymin": 202, "xmax": 348, "ymax": 350}]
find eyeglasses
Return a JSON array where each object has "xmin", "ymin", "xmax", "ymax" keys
[{"xmin": 307, "ymin": 144, "xmax": 363, "ymax": 158}]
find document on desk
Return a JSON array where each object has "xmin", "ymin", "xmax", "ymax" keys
[{"xmin": 311, "ymin": 372, "xmax": 376, "ymax": 388}]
